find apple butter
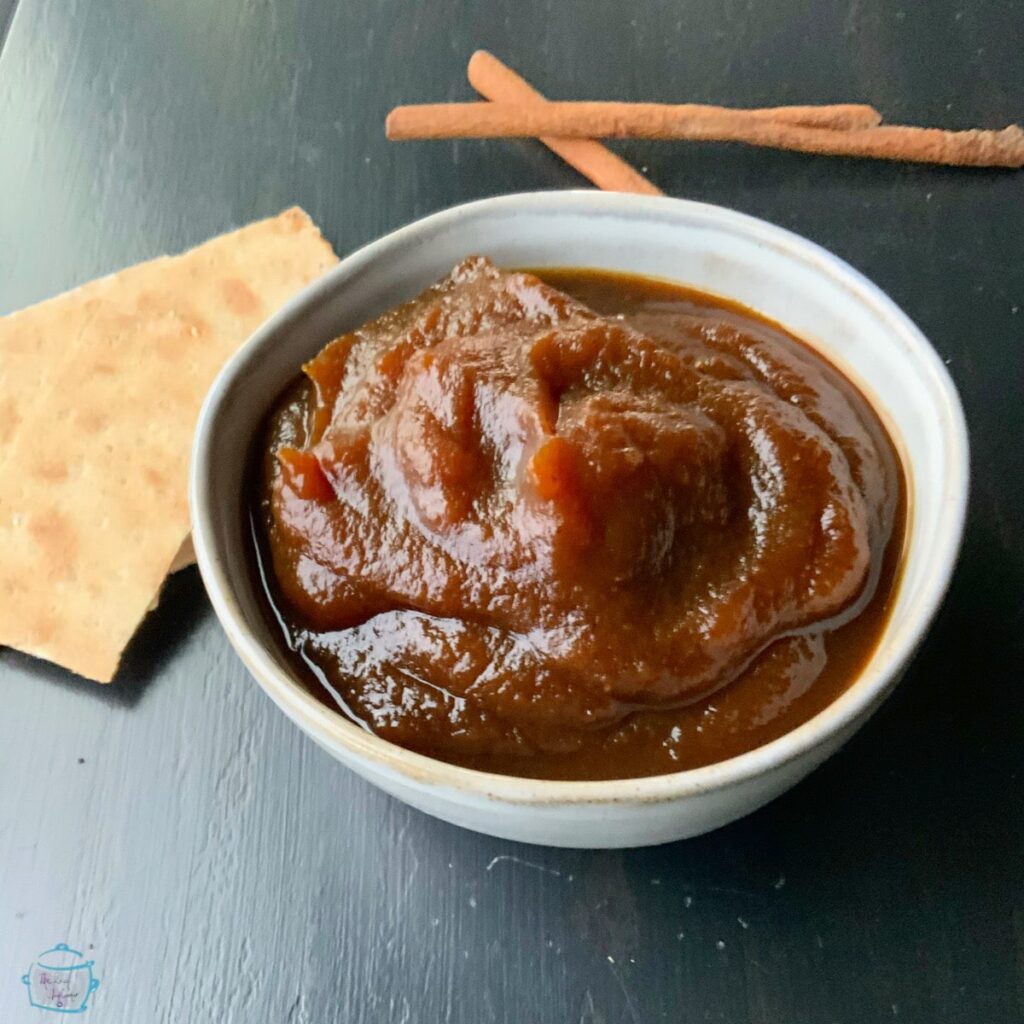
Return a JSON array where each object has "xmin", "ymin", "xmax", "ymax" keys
[{"xmin": 250, "ymin": 258, "xmax": 905, "ymax": 780}]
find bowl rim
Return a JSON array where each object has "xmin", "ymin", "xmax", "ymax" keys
[{"xmin": 190, "ymin": 190, "xmax": 969, "ymax": 806}]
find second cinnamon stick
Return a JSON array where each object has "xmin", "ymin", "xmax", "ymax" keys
[{"xmin": 468, "ymin": 50, "xmax": 663, "ymax": 195}]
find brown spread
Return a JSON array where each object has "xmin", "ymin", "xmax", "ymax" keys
[{"xmin": 251, "ymin": 259, "xmax": 904, "ymax": 780}]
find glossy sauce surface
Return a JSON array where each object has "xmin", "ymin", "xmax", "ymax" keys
[{"xmin": 252, "ymin": 260, "xmax": 905, "ymax": 780}]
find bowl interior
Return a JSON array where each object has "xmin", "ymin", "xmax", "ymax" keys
[{"xmin": 192, "ymin": 192, "xmax": 967, "ymax": 797}]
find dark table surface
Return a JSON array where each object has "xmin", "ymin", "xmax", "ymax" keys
[{"xmin": 1, "ymin": 2, "xmax": 1021, "ymax": 1022}]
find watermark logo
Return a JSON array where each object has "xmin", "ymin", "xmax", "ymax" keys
[{"xmin": 21, "ymin": 944, "xmax": 100, "ymax": 1014}]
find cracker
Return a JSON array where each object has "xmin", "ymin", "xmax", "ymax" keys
[
  {"xmin": 0, "ymin": 208, "xmax": 337, "ymax": 681},
  {"xmin": 168, "ymin": 536, "xmax": 196, "ymax": 575}
]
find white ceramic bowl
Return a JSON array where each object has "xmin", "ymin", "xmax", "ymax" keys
[{"xmin": 190, "ymin": 192, "xmax": 968, "ymax": 848}]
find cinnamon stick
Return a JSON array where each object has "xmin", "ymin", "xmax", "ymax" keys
[
  {"xmin": 389, "ymin": 99, "xmax": 883, "ymax": 139},
  {"xmin": 386, "ymin": 102, "xmax": 1024, "ymax": 168},
  {"xmin": 467, "ymin": 50, "xmax": 663, "ymax": 195}
]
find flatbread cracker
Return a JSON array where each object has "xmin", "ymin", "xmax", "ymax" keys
[
  {"xmin": 144, "ymin": 538, "xmax": 196, "ymax": 615},
  {"xmin": 168, "ymin": 536, "xmax": 196, "ymax": 575},
  {"xmin": 0, "ymin": 208, "xmax": 337, "ymax": 681}
]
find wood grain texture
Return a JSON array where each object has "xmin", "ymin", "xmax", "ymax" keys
[{"xmin": 1, "ymin": 1, "xmax": 1022, "ymax": 1023}]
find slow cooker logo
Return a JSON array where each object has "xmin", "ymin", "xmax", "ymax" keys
[{"xmin": 21, "ymin": 943, "xmax": 100, "ymax": 1014}]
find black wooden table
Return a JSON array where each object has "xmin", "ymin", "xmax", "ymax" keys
[{"xmin": 1, "ymin": 2, "xmax": 1021, "ymax": 1022}]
